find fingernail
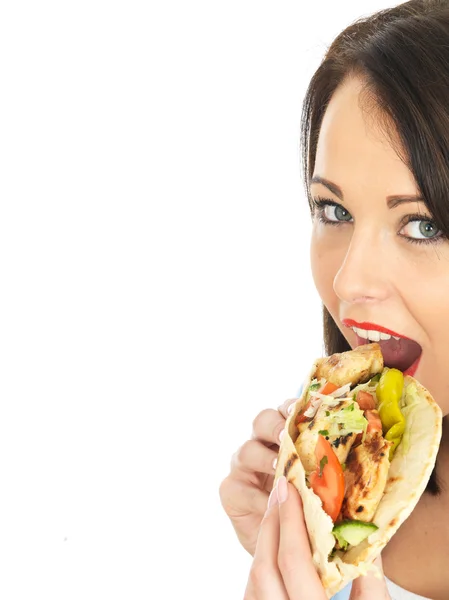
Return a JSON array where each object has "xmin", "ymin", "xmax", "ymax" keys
[
  {"xmin": 277, "ymin": 475, "xmax": 288, "ymax": 504},
  {"xmin": 287, "ymin": 402, "xmax": 296, "ymax": 414},
  {"xmin": 272, "ymin": 458, "xmax": 278, "ymax": 471},
  {"xmin": 278, "ymin": 429, "xmax": 285, "ymax": 444},
  {"xmin": 267, "ymin": 486, "xmax": 278, "ymax": 509}
]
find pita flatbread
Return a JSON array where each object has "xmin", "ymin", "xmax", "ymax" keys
[{"xmin": 275, "ymin": 343, "xmax": 442, "ymax": 598}]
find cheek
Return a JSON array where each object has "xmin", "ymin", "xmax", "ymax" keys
[{"xmin": 310, "ymin": 229, "xmax": 341, "ymax": 308}]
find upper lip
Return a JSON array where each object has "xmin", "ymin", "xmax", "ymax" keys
[{"xmin": 341, "ymin": 319, "xmax": 411, "ymax": 340}]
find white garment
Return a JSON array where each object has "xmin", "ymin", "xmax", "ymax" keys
[{"xmin": 331, "ymin": 576, "xmax": 430, "ymax": 599}]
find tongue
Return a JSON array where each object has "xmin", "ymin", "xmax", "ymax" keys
[{"xmin": 356, "ymin": 336, "xmax": 422, "ymax": 371}]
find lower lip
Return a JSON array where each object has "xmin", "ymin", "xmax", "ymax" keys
[{"xmin": 404, "ymin": 355, "xmax": 421, "ymax": 377}]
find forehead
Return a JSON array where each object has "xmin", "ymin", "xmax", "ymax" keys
[{"xmin": 313, "ymin": 76, "xmax": 418, "ymax": 197}]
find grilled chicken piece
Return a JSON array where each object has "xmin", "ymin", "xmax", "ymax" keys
[
  {"xmin": 314, "ymin": 343, "xmax": 383, "ymax": 388},
  {"xmin": 341, "ymin": 431, "xmax": 392, "ymax": 521},
  {"xmin": 331, "ymin": 430, "xmax": 357, "ymax": 465},
  {"xmin": 295, "ymin": 399, "xmax": 356, "ymax": 473}
]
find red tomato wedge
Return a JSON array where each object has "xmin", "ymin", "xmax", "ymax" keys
[
  {"xmin": 319, "ymin": 382, "xmax": 339, "ymax": 396},
  {"xmin": 309, "ymin": 435, "xmax": 345, "ymax": 522},
  {"xmin": 356, "ymin": 390, "xmax": 376, "ymax": 410},
  {"xmin": 295, "ymin": 382, "xmax": 339, "ymax": 425},
  {"xmin": 365, "ymin": 409, "xmax": 382, "ymax": 433}
]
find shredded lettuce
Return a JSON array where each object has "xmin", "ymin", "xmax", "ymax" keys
[
  {"xmin": 351, "ymin": 372, "xmax": 383, "ymax": 399},
  {"xmin": 327, "ymin": 402, "xmax": 368, "ymax": 437},
  {"xmin": 401, "ymin": 381, "xmax": 420, "ymax": 410}
]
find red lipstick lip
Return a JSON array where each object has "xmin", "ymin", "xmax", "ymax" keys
[
  {"xmin": 342, "ymin": 319, "xmax": 412, "ymax": 341},
  {"xmin": 404, "ymin": 355, "xmax": 421, "ymax": 377}
]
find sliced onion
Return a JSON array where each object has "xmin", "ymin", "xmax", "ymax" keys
[
  {"xmin": 309, "ymin": 382, "xmax": 352, "ymax": 400},
  {"xmin": 331, "ymin": 383, "xmax": 352, "ymax": 398},
  {"xmin": 308, "ymin": 392, "xmax": 342, "ymax": 407},
  {"xmin": 303, "ymin": 397, "xmax": 322, "ymax": 418},
  {"xmin": 321, "ymin": 397, "xmax": 344, "ymax": 407},
  {"xmin": 303, "ymin": 382, "xmax": 353, "ymax": 419}
]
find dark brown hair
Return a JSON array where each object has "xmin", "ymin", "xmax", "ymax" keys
[{"xmin": 300, "ymin": 0, "xmax": 449, "ymax": 494}]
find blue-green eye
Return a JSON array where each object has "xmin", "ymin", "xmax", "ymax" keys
[
  {"xmin": 400, "ymin": 218, "xmax": 442, "ymax": 242},
  {"xmin": 323, "ymin": 204, "xmax": 353, "ymax": 223},
  {"xmin": 312, "ymin": 197, "xmax": 353, "ymax": 224}
]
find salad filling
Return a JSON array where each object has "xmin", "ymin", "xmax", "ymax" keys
[{"xmin": 293, "ymin": 367, "xmax": 405, "ymax": 554}]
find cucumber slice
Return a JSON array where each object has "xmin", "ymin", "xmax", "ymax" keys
[{"xmin": 332, "ymin": 520, "xmax": 378, "ymax": 549}]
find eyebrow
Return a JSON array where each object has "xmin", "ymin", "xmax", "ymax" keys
[
  {"xmin": 311, "ymin": 176, "xmax": 343, "ymax": 200},
  {"xmin": 310, "ymin": 175, "xmax": 425, "ymax": 209}
]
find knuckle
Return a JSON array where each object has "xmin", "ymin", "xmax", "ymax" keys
[
  {"xmin": 218, "ymin": 477, "xmax": 230, "ymax": 504},
  {"xmin": 278, "ymin": 397, "xmax": 298, "ymax": 418},
  {"xmin": 274, "ymin": 421, "xmax": 285, "ymax": 441},
  {"xmin": 251, "ymin": 408, "xmax": 273, "ymax": 432},
  {"xmin": 252, "ymin": 408, "xmax": 286, "ymax": 444},
  {"xmin": 234, "ymin": 438, "xmax": 278, "ymax": 475},
  {"xmin": 230, "ymin": 447, "xmax": 239, "ymax": 470},
  {"xmin": 248, "ymin": 559, "xmax": 271, "ymax": 589},
  {"xmin": 278, "ymin": 397, "xmax": 293, "ymax": 411},
  {"xmin": 238, "ymin": 439, "xmax": 256, "ymax": 466},
  {"xmin": 218, "ymin": 476, "xmax": 242, "ymax": 515},
  {"xmin": 278, "ymin": 548, "xmax": 301, "ymax": 575}
]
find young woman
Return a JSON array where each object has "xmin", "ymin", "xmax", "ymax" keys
[{"xmin": 219, "ymin": 2, "xmax": 449, "ymax": 599}]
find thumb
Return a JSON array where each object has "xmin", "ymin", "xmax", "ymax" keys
[{"xmin": 349, "ymin": 554, "xmax": 391, "ymax": 600}]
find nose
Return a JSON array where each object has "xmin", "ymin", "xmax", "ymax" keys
[{"xmin": 333, "ymin": 228, "xmax": 392, "ymax": 305}]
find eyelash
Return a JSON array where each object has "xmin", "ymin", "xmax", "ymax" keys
[
  {"xmin": 399, "ymin": 214, "xmax": 444, "ymax": 246},
  {"xmin": 311, "ymin": 196, "xmax": 444, "ymax": 246},
  {"xmin": 312, "ymin": 197, "xmax": 349, "ymax": 228}
]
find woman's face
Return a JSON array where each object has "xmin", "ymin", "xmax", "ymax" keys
[{"xmin": 310, "ymin": 76, "xmax": 449, "ymax": 417}]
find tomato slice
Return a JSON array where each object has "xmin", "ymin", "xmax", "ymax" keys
[
  {"xmin": 365, "ymin": 409, "xmax": 382, "ymax": 434},
  {"xmin": 309, "ymin": 435, "xmax": 345, "ymax": 522},
  {"xmin": 296, "ymin": 401, "xmax": 312, "ymax": 425},
  {"xmin": 319, "ymin": 382, "xmax": 339, "ymax": 396},
  {"xmin": 295, "ymin": 382, "xmax": 339, "ymax": 425},
  {"xmin": 356, "ymin": 391, "xmax": 376, "ymax": 410}
]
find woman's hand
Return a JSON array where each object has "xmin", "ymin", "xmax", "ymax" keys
[
  {"xmin": 244, "ymin": 476, "xmax": 391, "ymax": 600},
  {"xmin": 219, "ymin": 399, "xmax": 297, "ymax": 556}
]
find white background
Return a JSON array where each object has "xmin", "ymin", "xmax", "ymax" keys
[{"xmin": 0, "ymin": 1, "xmax": 396, "ymax": 598}]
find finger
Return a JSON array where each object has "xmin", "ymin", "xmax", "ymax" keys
[
  {"xmin": 219, "ymin": 476, "xmax": 269, "ymax": 519},
  {"xmin": 350, "ymin": 554, "xmax": 391, "ymax": 600},
  {"xmin": 277, "ymin": 478, "xmax": 328, "ymax": 600},
  {"xmin": 251, "ymin": 408, "xmax": 287, "ymax": 445},
  {"xmin": 219, "ymin": 477, "xmax": 269, "ymax": 557},
  {"xmin": 277, "ymin": 398, "xmax": 299, "ymax": 419},
  {"xmin": 231, "ymin": 439, "xmax": 279, "ymax": 476},
  {"xmin": 245, "ymin": 491, "xmax": 289, "ymax": 600}
]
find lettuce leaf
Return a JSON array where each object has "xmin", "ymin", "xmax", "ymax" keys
[{"xmin": 327, "ymin": 402, "xmax": 368, "ymax": 437}]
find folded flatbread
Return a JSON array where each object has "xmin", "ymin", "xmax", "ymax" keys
[{"xmin": 274, "ymin": 343, "xmax": 442, "ymax": 598}]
